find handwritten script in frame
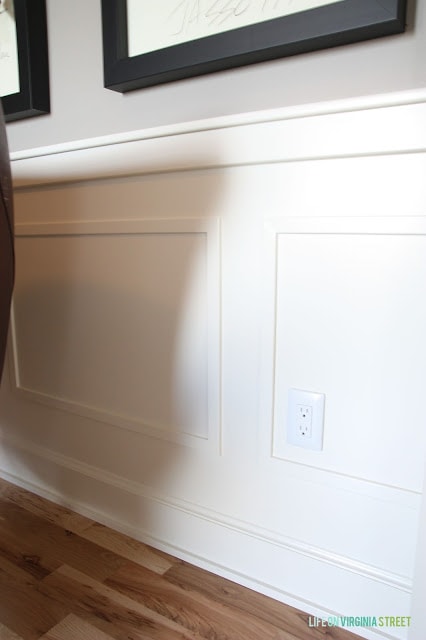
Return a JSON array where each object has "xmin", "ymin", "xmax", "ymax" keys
[
  {"xmin": 126, "ymin": 0, "xmax": 345, "ymax": 57},
  {"xmin": 0, "ymin": 0, "xmax": 20, "ymax": 97}
]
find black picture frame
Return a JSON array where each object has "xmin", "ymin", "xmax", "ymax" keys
[
  {"xmin": 1, "ymin": 0, "xmax": 50, "ymax": 122},
  {"xmin": 102, "ymin": 0, "xmax": 407, "ymax": 93}
]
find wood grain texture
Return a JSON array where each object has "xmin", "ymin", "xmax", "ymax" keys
[
  {"xmin": 0, "ymin": 477, "xmax": 357, "ymax": 640},
  {"xmin": 80, "ymin": 522, "xmax": 176, "ymax": 575},
  {"xmin": 0, "ymin": 565, "xmax": 67, "ymax": 640},
  {"xmin": 0, "ymin": 622, "xmax": 25, "ymax": 640},
  {"xmin": 40, "ymin": 614, "xmax": 116, "ymax": 640},
  {"xmin": 165, "ymin": 562, "xmax": 332, "ymax": 640},
  {"xmin": 0, "ymin": 499, "xmax": 125, "ymax": 582},
  {"xmin": 40, "ymin": 565, "xmax": 202, "ymax": 640},
  {"xmin": 106, "ymin": 561, "xmax": 295, "ymax": 640},
  {"xmin": 0, "ymin": 481, "xmax": 93, "ymax": 534}
]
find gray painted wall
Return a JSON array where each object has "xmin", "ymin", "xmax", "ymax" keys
[{"xmin": 5, "ymin": 0, "xmax": 423, "ymax": 152}]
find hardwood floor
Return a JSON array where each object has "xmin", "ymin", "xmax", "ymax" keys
[{"xmin": 0, "ymin": 477, "xmax": 356, "ymax": 640}]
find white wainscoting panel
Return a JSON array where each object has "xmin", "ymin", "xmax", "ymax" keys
[
  {"xmin": 11, "ymin": 218, "xmax": 221, "ymax": 450},
  {"xmin": 263, "ymin": 217, "xmax": 426, "ymax": 489},
  {"xmin": 3, "ymin": 90, "xmax": 426, "ymax": 640}
]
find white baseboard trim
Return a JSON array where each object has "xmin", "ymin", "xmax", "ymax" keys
[
  {"xmin": 0, "ymin": 433, "xmax": 411, "ymax": 640},
  {"xmin": 0, "ymin": 432, "xmax": 411, "ymax": 594}
]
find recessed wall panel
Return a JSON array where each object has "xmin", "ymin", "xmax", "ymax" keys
[
  {"xmin": 12, "ymin": 220, "xmax": 218, "ymax": 446},
  {"xmin": 270, "ymin": 223, "xmax": 426, "ymax": 489}
]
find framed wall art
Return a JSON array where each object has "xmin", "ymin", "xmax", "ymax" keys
[
  {"xmin": 0, "ymin": 0, "xmax": 50, "ymax": 122},
  {"xmin": 101, "ymin": 0, "xmax": 407, "ymax": 93}
]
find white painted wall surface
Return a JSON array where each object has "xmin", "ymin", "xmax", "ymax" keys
[
  {"xmin": 410, "ymin": 455, "xmax": 426, "ymax": 638},
  {"xmin": 4, "ymin": 0, "xmax": 424, "ymax": 153},
  {"xmin": 1, "ymin": 95, "xmax": 426, "ymax": 640},
  {"xmin": 2, "ymin": 1, "xmax": 426, "ymax": 638}
]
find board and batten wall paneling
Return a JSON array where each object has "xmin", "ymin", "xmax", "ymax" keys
[
  {"xmin": 2, "ymin": 91, "xmax": 426, "ymax": 640},
  {"xmin": 11, "ymin": 218, "xmax": 221, "ymax": 451}
]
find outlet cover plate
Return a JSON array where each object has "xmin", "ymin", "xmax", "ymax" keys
[{"xmin": 287, "ymin": 388, "xmax": 325, "ymax": 451}]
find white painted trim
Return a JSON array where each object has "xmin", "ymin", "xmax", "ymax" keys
[
  {"xmin": 265, "ymin": 216, "xmax": 426, "ymax": 236},
  {"xmin": 0, "ymin": 432, "xmax": 411, "ymax": 595},
  {"xmin": 9, "ymin": 91, "xmax": 426, "ymax": 188},
  {"xmin": 0, "ymin": 466, "xmax": 407, "ymax": 640},
  {"xmin": 14, "ymin": 217, "xmax": 214, "ymax": 237},
  {"xmin": 261, "ymin": 216, "xmax": 426, "ymax": 489},
  {"xmin": 10, "ymin": 87, "xmax": 426, "ymax": 162},
  {"xmin": 409, "ymin": 475, "xmax": 426, "ymax": 638},
  {"xmin": 6, "ymin": 89, "xmax": 424, "ymax": 639},
  {"xmin": 0, "ymin": 462, "xmax": 400, "ymax": 640},
  {"xmin": 11, "ymin": 217, "xmax": 222, "ymax": 452}
]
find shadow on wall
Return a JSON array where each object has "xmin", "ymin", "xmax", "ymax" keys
[{"xmin": 0, "ymin": 151, "xmax": 225, "ymax": 538}]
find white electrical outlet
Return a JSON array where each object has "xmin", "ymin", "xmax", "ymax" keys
[{"xmin": 287, "ymin": 389, "xmax": 325, "ymax": 450}]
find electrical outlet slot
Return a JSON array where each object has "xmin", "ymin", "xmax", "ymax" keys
[{"xmin": 297, "ymin": 404, "xmax": 312, "ymax": 437}]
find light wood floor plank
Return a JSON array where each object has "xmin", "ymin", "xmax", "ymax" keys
[
  {"xmin": 0, "ymin": 554, "xmax": 39, "ymax": 585},
  {"xmin": 0, "ymin": 512, "xmax": 61, "ymax": 580},
  {"xmin": 0, "ymin": 622, "xmax": 25, "ymax": 640},
  {"xmin": 40, "ymin": 614, "xmax": 116, "ymax": 640},
  {"xmin": 106, "ymin": 561, "xmax": 297, "ymax": 640},
  {"xmin": 0, "ymin": 479, "xmax": 93, "ymax": 534},
  {"xmin": 80, "ymin": 522, "xmax": 177, "ymax": 575},
  {"xmin": 165, "ymin": 561, "xmax": 351, "ymax": 640},
  {"xmin": 0, "ymin": 498, "xmax": 125, "ymax": 582},
  {"xmin": 0, "ymin": 567, "xmax": 68, "ymax": 640},
  {"xmin": 39, "ymin": 565, "xmax": 205, "ymax": 640},
  {"xmin": 0, "ymin": 477, "xmax": 359, "ymax": 640}
]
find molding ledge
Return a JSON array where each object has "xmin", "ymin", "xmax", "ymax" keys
[{"xmin": 10, "ymin": 88, "xmax": 426, "ymax": 188}]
